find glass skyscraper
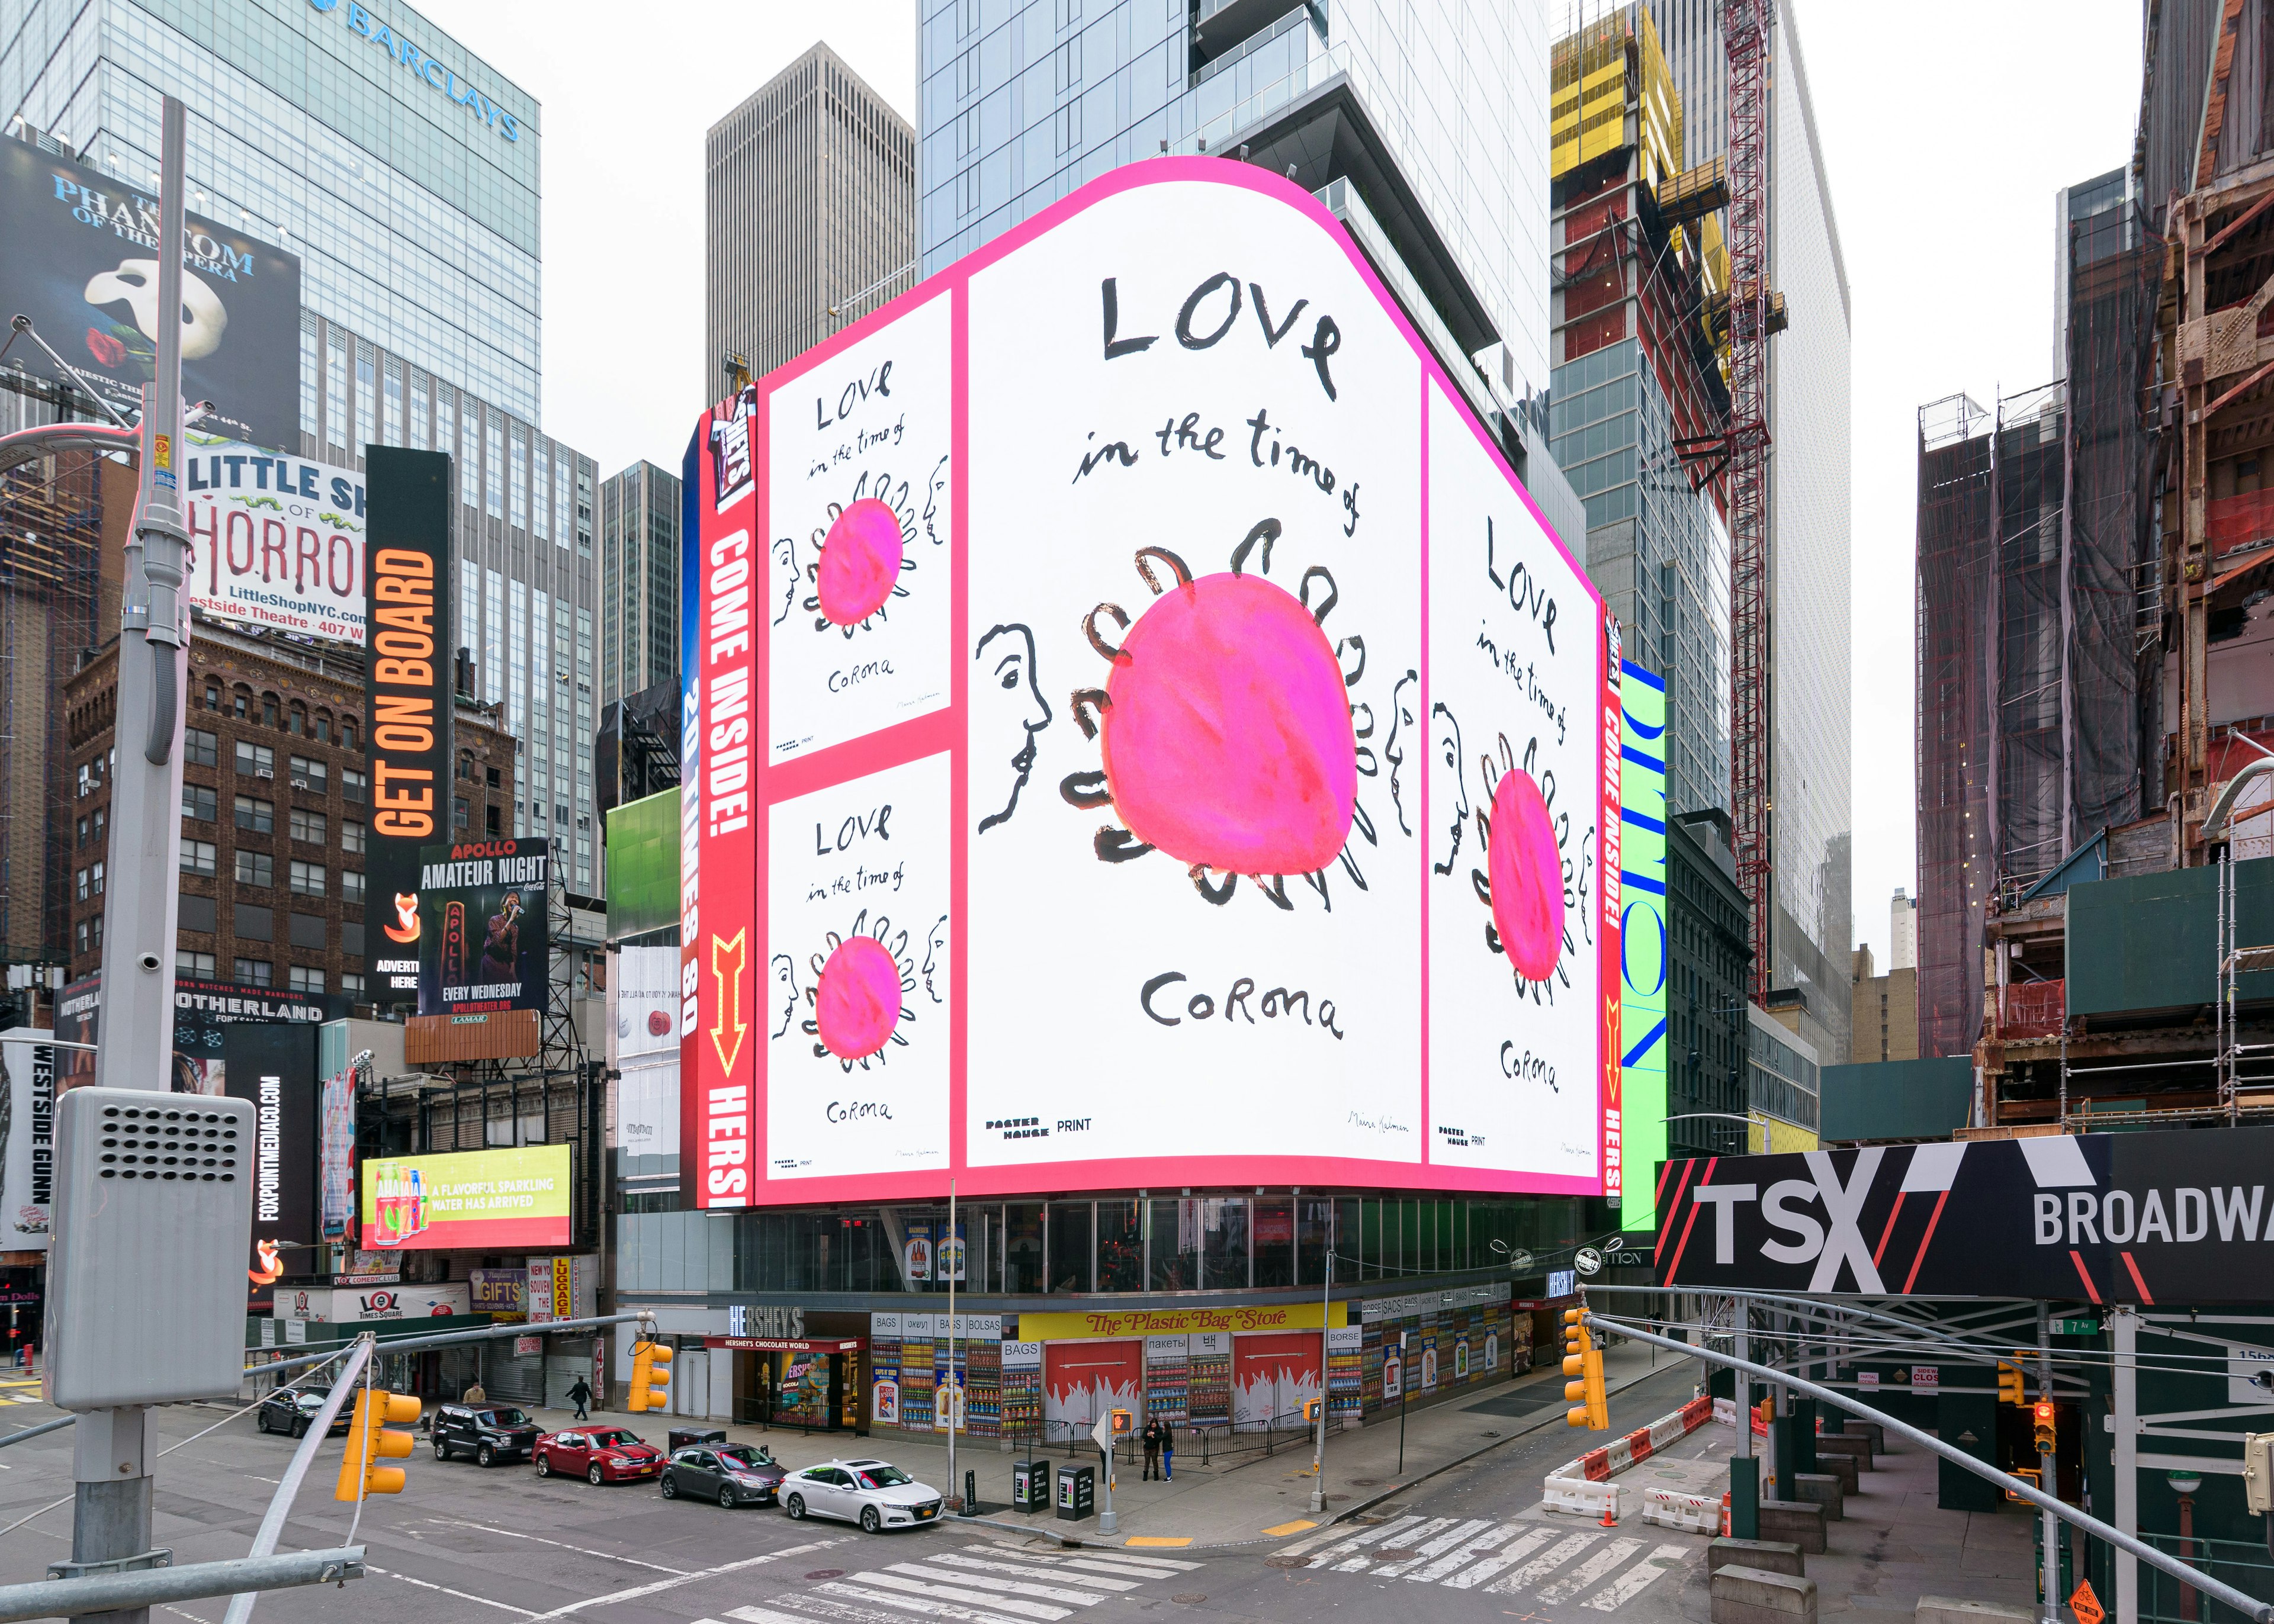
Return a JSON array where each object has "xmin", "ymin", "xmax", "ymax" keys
[
  {"xmin": 1, "ymin": 0, "xmax": 605, "ymax": 893},
  {"xmin": 2, "ymin": 0, "xmax": 539, "ymax": 419},
  {"xmin": 918, "ymin": 0, "xmax": 1556, "ymax": 423}
]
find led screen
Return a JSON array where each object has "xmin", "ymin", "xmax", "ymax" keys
[
  {"xmin": 359, "ymin": 1145, "xmax": 571, "ymax": 1250},
  {"xmin": 681, "ymin": 162, "xmax": 1617, "ymax": 1204}
]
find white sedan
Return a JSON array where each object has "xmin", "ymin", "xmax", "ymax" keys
[{"xmin": 781, "ymin": 1458, "xmax": 945, "ymax": 1533}]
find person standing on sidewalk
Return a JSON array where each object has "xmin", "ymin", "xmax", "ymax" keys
[
  {"xmin": 1141, "ymin": 1417, "xmax": 1164, "ymax": 1481},
  {"xmin": 566, "ymin": 1375, "xmax": 592, "ymax": 1422},
  {"xmin": 1162, "ymin": 1423, "xmax": 1174, "ymax": 1481}
]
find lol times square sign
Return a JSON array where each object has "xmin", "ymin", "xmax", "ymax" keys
[{"xmin": 679, "ymin": 160, "xmax": 1620, "ymax": 1207}]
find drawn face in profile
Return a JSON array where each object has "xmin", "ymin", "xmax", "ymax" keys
[
  {"xmin": 1385, "ymin": 671, "xmax": 1418, "ymax": 837},
  {"xmin": 1431, "ymin": 702, "xmax": 1468, "ymax": 877},
  {"xmin": 769, "ymin": 953, "xmax": 798, "ymax": 1039},
  {"xmin": 771, "ymin": 536, "xmax": 799, "ymax": 626},
  {"xmin": 975, "ymin": 623, "xmax": 1051, "ymax": 832}
]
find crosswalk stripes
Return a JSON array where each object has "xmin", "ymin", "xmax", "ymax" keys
[
  {"xmin": 1291, "ymin": 1512, "xmax": 1703, "ymax": 1607},
  {"xmin": 1582, "ymin": 1543, "xmax": 1693, "ymax": 1611},
  {"xmin": 698, "ymin": 1541, "xmax": 1202, "ymax": 1624}
]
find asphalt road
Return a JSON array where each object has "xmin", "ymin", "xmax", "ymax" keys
[{"xmin": 0, "ymin": 1360, "xmax": 1714, "ymax": 1624}]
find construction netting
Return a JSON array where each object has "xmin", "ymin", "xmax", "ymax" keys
[
  {"xmin": 2064, "ymin": 205, "xmax": 2160, "ymax": 842},
  {"xmin": 1993, "ymin": 383, "xmax": 2067, "ymax": 893},
  {"xmin": 1917, "ymin": 396, "xmax": 1994, "ymax": 1060}
]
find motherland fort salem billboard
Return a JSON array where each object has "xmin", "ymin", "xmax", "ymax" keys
[{"xmin": 679, "ymin": 161, "xmax": 1620, "ymax": 1207}]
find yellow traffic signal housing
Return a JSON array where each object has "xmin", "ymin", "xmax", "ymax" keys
[
  {"xmin": 1303, "ymin": 1397, "xmax": 1325, "ymax": 1424},
  {"xmin": 2032, "ymin": 1400, "xmax": 2057, "ymax": 1456},
  {"xmin": 335, "ymin": 1390, "xmax": 421, "ymax": 1500},
  {"xmin": 1997, "ymin": 1361, "xmax": 2028, "ymax": 1407},
  {"xmin": 1563, "ymin": 1308, "xmax": 1608, "ymax": 1430},
  {"xmin": 628, "ymin": 1339, "xmax": 675, "ymax": 1413}
]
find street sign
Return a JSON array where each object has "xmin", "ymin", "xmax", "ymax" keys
[
  {"xmin": 1091, "ymin": 1411, "xmax": 1116, "ymax": 1453},
  {"xmin": 1509, "ymin": 1249, "xmax": 1535, "ymax": 1273},
  {"xmin": 2069, "ymin": 1579, "xmax": 2105, "ymax": 1624},
  {"xmin": 2054, "ymin": 1317, "xmax": 2102, "ymax": 1337},
  {"xmin": 1913, "ymin": 1366, "xmax": 1940, "ymax": 1390}
]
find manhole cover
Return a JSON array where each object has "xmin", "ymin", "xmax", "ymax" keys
[
  {"xmin": 1479, "ymin": 1430, "xmax": 1501, "ymax": 1438},
  {"xmin": 1348, "ymin": 1478, "xmax": 1380, "ymax": 1487},
  {"xmin": 1379, "ymin": 1549, "xmax": 1418, "ymax": 1561},
  {"xmin": 804, "ymin": 1570, "xmax": 845, "ymax": 1581},
  {"xmin": 1172, "ymin": 1594, "xmax": 1207, "ymax": 1605},
  {"xmin": 1266, "ymin": 1555, "xmax": 1307, "ymax": 1569}
]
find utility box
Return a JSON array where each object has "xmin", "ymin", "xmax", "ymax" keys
[
  {"xmin": 44, "ymin": 1088, "xmax": 255, "ymax": 1410},
  {"xmin": 1055, "ymin": 1462, "xmax": 1094, "ymax": 1521},
  {"xmin": 1012, "ymin": 1457, "xmax": 1045, "ymax": 1512}
]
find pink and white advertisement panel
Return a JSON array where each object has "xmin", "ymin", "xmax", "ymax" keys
[{"xmin": 680, "ymin": 160, "xmax": 1618, "ymax": 1207}]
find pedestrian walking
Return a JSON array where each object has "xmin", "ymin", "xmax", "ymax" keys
[
  {"xmin": 567, "ymin": 1376, "xmax": 592, "ymax": 1422},
  {"xmin": 1162, "ymin": 1424, "xmax": 1174, "ymax": 1481},
  {"xmin": 1141, "ymin": 1418, "xmax": 1162, "ymax": 1481}
]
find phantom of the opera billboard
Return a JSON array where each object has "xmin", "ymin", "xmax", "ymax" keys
[{"xmin": 679, "ymin": 162, "xmax": 1621, "ymax": 1207}]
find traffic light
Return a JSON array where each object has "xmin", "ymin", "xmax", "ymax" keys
[
  {"xmin": 1303, "ymin": 1398, "xmax": 1325, "ymax": 1425},
  {"xmin": 628, "ymin": 1339, "xmax": 673, "ymax": 1413},
  {"xmin": 1563, "ymin": 1308, "xmax": 1608, "ymax": 1430},
  {"xmin": 2033, "ymin": 1401, "xmax": 2058, "ymax": 1457},
  {"xmin": 335, "ymin": 1389, "xmax": 420, "ymax": 1500},
  {"xmin": 1997, "ymin": 1361, "xmax": 2028, "ymax": 1407}
]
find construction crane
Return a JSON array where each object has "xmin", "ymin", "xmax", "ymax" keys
[
  {"xmin": 1722, "ymin": 0, "xmax": 1775, "ymax": 1003},
  {"xmin": 1665, "ymin": 0, "xmax": 1781, "ymax": 1002}
]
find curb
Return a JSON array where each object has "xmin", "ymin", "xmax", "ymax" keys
[{"xmin": 959, "ymin": 1359, "xmax": 1691, "ymax": 1555}]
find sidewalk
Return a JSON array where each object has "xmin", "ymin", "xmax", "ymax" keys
[{"xmin": 493, "ymin": 1336, "xmax": 1683, "ymax": 1551}]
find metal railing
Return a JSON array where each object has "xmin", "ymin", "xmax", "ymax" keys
[{"xmin": 2140, "ymin": 1534, "xmax": 2274, "ymax": 1624}]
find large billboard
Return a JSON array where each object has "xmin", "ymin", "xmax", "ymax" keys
[
  {"xmin": 364, "ymin": 449, "xmax": 454, "ymax": 996},
  {"xmin": 0, "ymin": 137, "xmax": 300, "ymax": 448},
  {"xmin": 682, "ymin": 162, "xmax": 1617, "ymax": 1205},
  {"xmin": 1657, "ymin": 1128, "xmax": 2274, "ymax": 1305},
  {"xmin": 58, "ymin": 972, "xmax": 345, "ymax": 1096},
  {"xmin": 415, "ymin": 838, "xmax": 550, "ymax": 1015},
  {"xmin": 603, "ymin": 787, "xmax": 680, "ymax": 941},
  {"xmin": 184, "ymin": 437, "xmax": 367, "ymax": 643},
  {"xmin": 359, "ymin": 1145, "xmax": 573, "ymax": 1251},
  {"xmin": 0, "ymin": 1035, "xmax": 56, "ymax": 1252},
  {"xmin": 1618, "ymin": 661, "xmax": 1668, "ymax": 1230},
  {"xmin": 223, "ymin": 1023, "xmax": 319, "ymax": 1307}
]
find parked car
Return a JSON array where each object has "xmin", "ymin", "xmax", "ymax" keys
[
  {"xmin": 781, "ymin": 1459, "xmax": 943, "ymax": 1533},
  {"xmin": 532, "ymin": 1426, "xmax": 664, "ymax": 1485},
  {"xmin": 255, "ymin": 1385, "xmax": 350, "ymax": 1439},
  {"xmin": 660, "ymin": 1442, "xmax": 786, "ymax": 1509},
  {"xmin": 430, "ymin": 1404, "xmax": 542, "ymax": 1467}
]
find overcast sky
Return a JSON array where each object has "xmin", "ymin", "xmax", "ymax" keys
[{"xmin": 426, "ymin": 0, "xmax": 2145, "ymax": 969}]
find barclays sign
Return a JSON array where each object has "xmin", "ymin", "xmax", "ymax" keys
[{"xmin": 309, "ymin": 0, "xmax": 522, "ymax": 143}]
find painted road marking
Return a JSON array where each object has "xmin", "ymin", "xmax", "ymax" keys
[
  {"xmin": 366, "ymin": 1562, "xmax": 540, "ymax": 1616},
  {"xmin": 1407, "ymin": 1522, "xmax": 1525, "ymax": 1584},
  {"xmin": 1443, "ymin": 1526, "xmax": 1555, "ymax": 1590},
  {"xmin": 1583, "ymin": 1542, "xmax": 1692, "ymax": 1610},
  {"xmin": 1486, "ymin": 1530, "xmax": 1602, "ymax": 1594},
  {"xmin": 849, "ymin": 1571, "xmax": 1071, "ymax": 1621},
  {"xmin": 1123, "ymin": 1536, "xmax": 1191, "ymax": 1547},
  {"xmin": 1535, "ymin": 1536, "xmax": 1643, "ymax": 1605},
  {"xmin": 1263, "ymin": 1519, "xmax": 1316, "ymax": 1537},
  {"xmin": 1335, "ymin": 1514, "xmax": 1456, "ymax": 1571},
  {"xmin": 884, "ymin": 1564, "xmax": 1108, "ymax": 1606},
  {"xmin": 1303, "ymin": 1512, "xmax": 1424, "ymax": 1567},
  {"xmin": 1374, "ymin": 1517, "xmax": 1494, "ymax": 1578},
  {"xmin": 436, "ymin": 1517, "xmax": 689, "ymax": 1574},
  {"xmin": 812, "ymin": 1583, "xmax": 1032, "ymax": 1624},
  {"xmin": 920, "ymin": 1554, "xmax": 1138, "ymax": 1591},
  {"xmin": 980, "ymin": 1548, "xmax": 1200, "ymax": 1577},
  {"xmin": 525, "ymin": 1538, "xmax": 850, "ymax": 1620}
]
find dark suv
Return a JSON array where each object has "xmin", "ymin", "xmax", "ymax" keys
[{"xmin": 430, "ymin": 1403, "xmax": 542, "ymax": 1467}]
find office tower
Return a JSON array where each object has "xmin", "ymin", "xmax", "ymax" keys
[
  {"xmin": 1890, "ymin": 887, "xmax": 1917, "ymax": 972},
  {"xmin": 914, "ymin": 0, "xmax": 1579, "ymax": 519},
  {"xmin": 1, "ymin": 0, "xmax": 605, "ymax": 893},
  {"xmin": 706, "ymin": 43, "xmax": 919, "ymax": 394},
  {"xmin": 599, "ymin": 461, "xmax": 683, "ymax": 709},
  {"xmin": 1649, "ymin": 0, "xmax": 1854, "ymax": 1066}
]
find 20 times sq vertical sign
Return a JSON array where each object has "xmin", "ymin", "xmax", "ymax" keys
[
  {"xmin": 1616, "ymin": 660, "xmax": 1668, "ymax": 1230},
  {"xmin": 362, "ymin": 449, "xmax": 454, "ymax": 998},
  {"xmin": 679, "ymin": 387, "xmax": 761, "ymax": 1208}
]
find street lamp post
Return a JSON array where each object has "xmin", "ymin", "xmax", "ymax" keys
[{"xmin": 1310, "ymin": 1229, "xmax": 1331, "ymax": 1514}]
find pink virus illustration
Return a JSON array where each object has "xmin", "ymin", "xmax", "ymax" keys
[
  {"xmin": 1061, "ymin": 519, "xmax": 1382, "ymax": 909},
  {"xmin": 796, "ymin": 471, "xmax": 921, "ymax": 636},
  {"xmin": 799, "ymin": 911, "xmax": 918, "ymax": 1069},
  {"xmin": 1469, "ymin": 732, "xmax": 1569, "ymax": 988}
]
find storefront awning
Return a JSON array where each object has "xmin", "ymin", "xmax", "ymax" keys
[{"xmin": 705, "ymin": 1336, "xmax": 863, "ymax": 1353}]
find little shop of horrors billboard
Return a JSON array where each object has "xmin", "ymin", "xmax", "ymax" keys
[
  {"xmin": 679, "ymin": 160, "xmax": 1622, "ymax": 1209},
  {"xmin": 1655, "ymin": 1127, "xmax": 2274, "ymax": 1305}
]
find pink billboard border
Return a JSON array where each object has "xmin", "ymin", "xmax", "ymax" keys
[{"xmin": 725, "ymin": 157, "xmax": 1611, "ymax": 1204}]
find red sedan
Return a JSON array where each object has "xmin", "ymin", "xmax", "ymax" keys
[{"xmin": 532, "ymin": 1427, "xmax": 664, "ymax": 1486}]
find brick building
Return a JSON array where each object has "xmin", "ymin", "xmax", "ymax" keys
[{"xmin": 64, "ymin": 622, "xmax": 516, "ymax": 1001}]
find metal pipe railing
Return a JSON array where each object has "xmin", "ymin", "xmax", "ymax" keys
[{"xmin": 1584, "ymin": 1306, "xmax": 2274, "ymax": 1624}]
